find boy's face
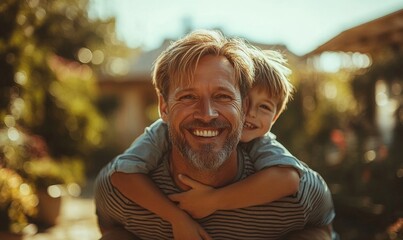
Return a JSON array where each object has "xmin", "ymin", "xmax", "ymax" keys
[{"xmin": 240, "ymin": 86, "xmax": 279, "ymax": 142}]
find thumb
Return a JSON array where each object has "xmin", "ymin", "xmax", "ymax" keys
[{"xmin": 178, "ymin": 174, "xmax": 204, "ymax": 189}]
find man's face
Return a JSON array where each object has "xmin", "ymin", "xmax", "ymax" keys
[{"xmin": 160, "ymin": 55, "xmax": 245, "ymax": 171}]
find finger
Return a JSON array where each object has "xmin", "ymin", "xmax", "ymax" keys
[
  {"xmin": 168, "ymin": 193, "xmax": 180, "ymax": 202},
  {"xmin": 178, "ymin": 174, "xmax": 205, "ymax": 189},
  {"xmin": 200, "ymin": 229, "xmax": 212, "ymax": 240}
]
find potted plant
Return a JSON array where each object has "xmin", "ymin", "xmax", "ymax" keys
[
  {"xmin": 22, "ymin": 156, "xmax": 84, "ymax": 227},
  {"xmin": 0, "ymin": 127, "xmax": 85, "ymax": 231}
]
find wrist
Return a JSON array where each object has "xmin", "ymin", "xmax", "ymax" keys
[
  {"xmin": 207, "ymin": 188, "xmax": 221, "ymax": 211},
  {"xmin": 165, "ymin": 207, "xmax": 190, "ymax": 224}
]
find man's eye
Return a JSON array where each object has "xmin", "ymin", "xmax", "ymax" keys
[
  {"xmin": 216, "ymin": 94, "xmax": 232, "ymax": 101},
  {"xmin": 179, "ymin": 95, "xmax": 196, "ymax": 101}
]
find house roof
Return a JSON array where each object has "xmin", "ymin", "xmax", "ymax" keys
[
  {"xmin": 307, "ymin": 9, "xmax": 403, "ymax": 56},
  {"xmin": 127, "ymin": 39, "xmax": 172, "ymax": 79}
]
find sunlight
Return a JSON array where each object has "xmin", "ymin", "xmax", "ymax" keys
[{"xmin": 315, "ymin": 51, "xmax": 372, "ymax": 72}]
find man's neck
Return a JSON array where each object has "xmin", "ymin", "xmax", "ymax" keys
[{"xmin": 169, "ymin": 149, "xmax": 239, "ymax": 190}]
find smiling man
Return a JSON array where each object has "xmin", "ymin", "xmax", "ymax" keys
[
  {"xmin": 94, "ymin": 30, "xmax": 335, "ymax": 240},
  {"xmin": 95, "ymin": 30, "xmax": 256, "ymax": 239},
  {"xmin": 162, "ymin": 55, "xmax": 245, "ymax": 189}
]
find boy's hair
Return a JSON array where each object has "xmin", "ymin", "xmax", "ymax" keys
[
  {"xmin": 249, "ymin": 47, "xmax": 294, "ymax": 116},
  {"xmin": 152, "ymin": 29, "xmax": 255, "ymax": 101}
]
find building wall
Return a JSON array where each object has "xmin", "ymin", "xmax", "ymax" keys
[{"xmin": 98, "ymin": 80, "xmax": 158, "ymax": 151}]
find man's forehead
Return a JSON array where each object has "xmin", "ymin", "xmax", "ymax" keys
[
  {"xmin": 170, "ymin": 78, "xmax": 241, "ymax": 93},
  {"xmin": 170, "ymin": 60, "xmax": 239, "ymax": 90}
]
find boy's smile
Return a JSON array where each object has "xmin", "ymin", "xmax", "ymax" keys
[
  {"xmin": 244, "ymin": 121, "xmax": 257, "ymax": 130},
  {"xmin": 241, "ymin": 87, "xmax": 279, "ymax": 142}
]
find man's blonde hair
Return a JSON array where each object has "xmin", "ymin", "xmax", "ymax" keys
[
  {"xmin": 249, "ymin": 47, "xmax": 294, "ymax": 115},
  {"xmin": 152, "ymin": 30, "xmax": 255, "ymax": 101}
]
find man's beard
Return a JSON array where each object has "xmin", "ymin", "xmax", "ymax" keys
[{"xmin": 168, "ymin": 118, "xmax": 242, "ymax": 171}]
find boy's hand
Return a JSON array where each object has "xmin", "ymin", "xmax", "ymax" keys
[
  {"xmin": 170, "ymin": 212, "xmax": 212, "ymax": 240},
  {"xmin": 169, "ymin": 174, "xmax": 217, "ymax": 219}
]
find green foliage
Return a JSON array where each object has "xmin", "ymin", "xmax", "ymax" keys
[
  {"xmin": 0, "ymin": 0, "xmax": 131, "ymax": 233},
  {"xmin": 23, "ymin": 157, "xmax": 85, "ymax": 188},
  {"xmin": 0, "ymin": 167, "xmax": 38, "ymax": 234},
  {"xmin": 0, "ymin": 0, "xmax": 130, "ymax": 158},
  {"xmin": 273, "ymin": 53, "xmax": 403, "ymax": 239},
  {"xmin": 273, "ymin": 65, "xmax": 357, "ymax": 165}
]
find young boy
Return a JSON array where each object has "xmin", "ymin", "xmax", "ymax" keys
[{"xmin": 108, "ymin": 47, "xmax": 334, "ymax": 239}]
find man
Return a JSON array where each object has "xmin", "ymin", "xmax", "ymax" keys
[{"xmin": 94, "ymin": 29, "xmax": 335, "ymax": 240}]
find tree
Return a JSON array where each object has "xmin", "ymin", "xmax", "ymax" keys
[
  {"xmin": 1, "ymin": 0, "xmax": 131, "ymax": 157},
  {"xmin": 0, "ymin": 0, "xmax": 131, "ymax": 233}
]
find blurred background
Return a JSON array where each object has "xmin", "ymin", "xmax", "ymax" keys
[{"xmin": 0, "ymin": 0, "xmax": 402, "ymax": 239}]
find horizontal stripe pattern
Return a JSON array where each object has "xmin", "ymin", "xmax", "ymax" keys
[{"xmin": 95, "ymin": 149, "xmax": 334, "ymax": 240}]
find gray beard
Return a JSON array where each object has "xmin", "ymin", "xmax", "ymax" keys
[{"xmin": 168, "ymin": 122, "xmax": 242, "ymax": 171}]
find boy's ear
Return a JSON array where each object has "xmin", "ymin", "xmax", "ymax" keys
[{"xmin": 158, "ymin": 94, "xmax": 169, "ymax": 122}]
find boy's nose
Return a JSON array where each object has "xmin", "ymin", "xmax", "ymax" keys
[{"xmin": 247, "ymin": 107, "xmax": 257, "ymax": 118}]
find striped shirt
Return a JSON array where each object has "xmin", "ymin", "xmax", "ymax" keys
[{"xmin": 95, "ymin": 148, "xmax": 335, "ymax": 240}]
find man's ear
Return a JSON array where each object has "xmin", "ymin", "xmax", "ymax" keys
[{"xmin": 158, "ymin": 94, "xmax": 169, "ymax": 122}]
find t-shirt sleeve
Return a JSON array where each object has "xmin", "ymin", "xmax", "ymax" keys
[
  {"xmin": 241, "ymin": 132, "xmax": 307, "ymax": 177},
  {"xmin": 301, "ymin": 170, "xmax": 336, "ymax": 227},
  {"xmin": 112, "ymin": 119, "xmax": 170, "ymax": 174}
]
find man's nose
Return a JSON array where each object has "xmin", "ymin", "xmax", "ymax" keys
[{"xmin": 194, "ymin": 98, "xmax": 218, "ymax": 122}]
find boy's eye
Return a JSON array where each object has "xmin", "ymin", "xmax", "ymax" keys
[{"xmin": 260, "ymin": 104, "xmax": 273, "ymax": 111}]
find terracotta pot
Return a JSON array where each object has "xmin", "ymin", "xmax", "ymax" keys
[{"xmin": 35, "ymin": 187, "xmax": 62, "ymax": 227}]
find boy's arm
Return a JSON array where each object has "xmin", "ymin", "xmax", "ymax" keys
[
  {"xmin": 169, "ymin": 135, "xmax": 305, "ymax": 218},
  {"xmin": 110, "ymin": 172, "xmax": 211, "ymax": 240},
  {"xmin": 111, "ymin": 173, "xmax": 184, "ymax": 222},
  {"xmin": 169, "ymin": 166, "xmax": 300, "ymax": 218},
  {"xmin": 212, "ymin": 166, "xmax": 300, "ymax": 210}
]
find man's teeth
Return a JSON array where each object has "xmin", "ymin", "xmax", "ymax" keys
[{"xmin": 193, "ymin": 129, "xmax": 218, "ymax": 137}]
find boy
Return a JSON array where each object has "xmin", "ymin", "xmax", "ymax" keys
[{"xmin": 106, "ymin": 47, "xmax": 334, "ymax": 239}]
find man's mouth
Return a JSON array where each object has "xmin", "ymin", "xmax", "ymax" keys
[
  {"xmin": 192, "ymin": 129, "xmax": 219, "ymax": 137},
  {"xmin": 244, "ymin": 121, "xmax": 257, "ymax": 129}
]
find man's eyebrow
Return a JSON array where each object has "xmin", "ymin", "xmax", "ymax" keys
[
  {"xmin": 173, "ymin": 85, "xmax": 238, "ymax": 93},
  {"xmin": 217, "ymin": 86, "xmax": 240, "ymax": 96},
  {"xmin": 173, "ymin": 88, "xmax": 193, "ymax": 95}
]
